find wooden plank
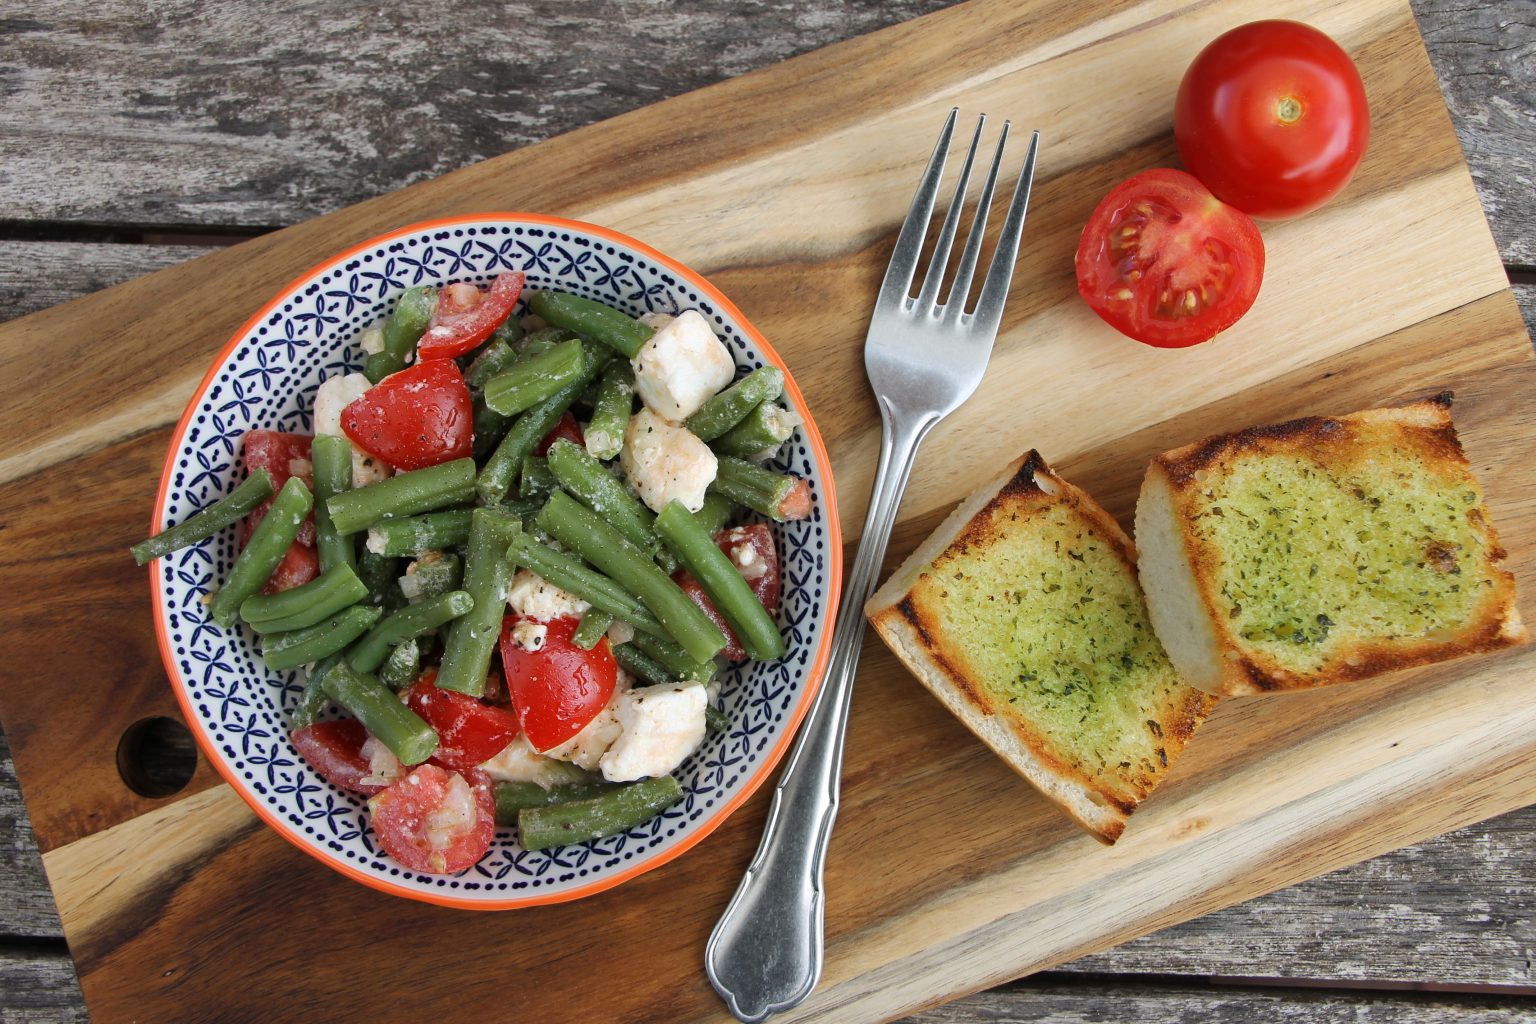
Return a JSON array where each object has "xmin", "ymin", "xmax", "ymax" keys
[
  {"xmin": 3, "ymin": 2, "xmax": 1528, "ymax": 271},
  {"xmin": 0, "ymin": 731, "xmax": 64, "ymax": 940},
  {"xmin": 904, "ymin": 980, "xmax": 1536, "ymax": 1023},
  {"xmin": 0, "ymin": 1, "xmax": 1530, "ymax": 1023},
  {"xmin": 0, "ymin": 947, "xmax": 87, "ymax": 1024},
  {"xmin": 0, "ymin": 242, "xmax": 199, "ymax": 321}
]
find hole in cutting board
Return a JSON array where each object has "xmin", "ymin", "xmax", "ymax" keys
[{"xmin": 116, "ymin": 716, "xmax": 197, "ymax": 797}]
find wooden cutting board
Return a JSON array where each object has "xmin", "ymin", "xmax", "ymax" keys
[{"xmin": 0, "ymin": 0, "xmax": 1530, "ymax": 1020}]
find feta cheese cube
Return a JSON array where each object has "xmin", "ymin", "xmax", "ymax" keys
[
  {"xmin": 478, "ymin": 734, "xmax": 591, "ymax": 788},
  {"xmin": 599, "ymin": 683, "xmax": 707, "ymax": 783},
  {"xmin": 312, "ymin": 372, "xmax": 392, "ymax": 487},
  {"xmin": 630, "ymin": 309, "xmax": 735, "ymax": 422},
  {"xmin": 507, "ymin": 569, "xmax": 590, "ymax": 621},
  {"xmin": 621, "ymin": 407, "xmax": 717, "ymax": 513},
  {"xmin": 544, "ymin": 678, "xmax": 629, "ymax": 772}
]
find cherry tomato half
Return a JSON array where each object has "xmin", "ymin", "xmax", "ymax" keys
[
  {"xmin": 534, "ymin": 411, "xmax": 584, "ymax": 457},
  {"xmin": 1074, "ymin": 168, "xmax": 1264, "ymax": 348},
  {"xmin": 1175, "ymin": 20, "xmax": 1369, "ymax": 220},
  {"xmin": 369, "ymin": 764, "xmax": 495, "ymax": 874},
  {"xmin": 341, "ymin": 359, "xmax": 473, "ymax": 470},
  {"xmin": 290, "ymin": 719, "xmax": 385, "ymax": 795},
  {"xmin": 674, "ymin": 524, "xmax": 781, "ymax": 662},
  {"xmin": 417, "ymin": 271, "xmax": 525, "ymax": 361},
  {"xmin": 406, "ymin": 671, "xmax": 522, "ymax": 771},
  {"xmin": 499, "ymin": 616, "xmax": 617, "ymax": 752}
]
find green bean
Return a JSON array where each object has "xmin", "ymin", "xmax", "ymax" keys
[
  {"xmin": 483, "ymin": 338, "xmax": 585, "ymax": 416},
  {"xmin": 585, "ymin": 360, "xmax": 634, "ymax": 461},
  {"xmin": 131, "ymin": 469, "xmax": 275, "ymax": 566},
  {"xmin": 518, "ymin": 775, "xmax": 683, "ymax": 851},
  {"xmin": 656, "ymin": 500, "xmax": 784, "ymax": 660},
  {"xmin": 434, "ymin": 509, "xmax": 522, "ymax": 695},
  {"xmin": 711, "ymin": 401, "xmax": 798, "ymax": 459},
  {"xmin": 356, "ymin": 549, "xmax": 400, "ymax": 608},
  {"xmin": 327, "ymin": 458, "xmax": 476, "ymax": 535},
  {"xmin": 476, "ymin": 341, "xmax": 608, "ymax": 505},
  {"xmin": 537, "ymin": 491, "xmax": 725, "ymax": 662},
  {"xmin": 208, "ymin": 477, "xmax": 313, "ymax": 628},
  {"xmin": 348, "ymin": 590, "xmax": 474, "ymax": 673},
  {"xmin": 694, "ymin": 492, "xmax": 736, "ymax": 537},
  {"xmin": 365, "ymin": 285, "xmax": 437, "ymax": 384},
  {"xmin": 261, "ymin": 605, "xmax": 382, "ymax": 671},
  {"xmin": 310, "ymin": 435, "xmax": 357, "ymax": 574},
  {"xmin": 291, "ymin": 652, "xmax": 345, "ymax": 730},
  {"xmin": 472, "ymin": 395, "xmax": 513, "ymax": 462},
  {"xmin": 632, "ymin": 630, "xmax": 716, "ymax": 682},
  {"xmin": 527, "ymin": 291, "xmax": 652, "ymax": 359},
  {"xmin": 319, "ymin": 661, "xmax": 437, "ymax": 766},
  {"xmin": 610, "ymin": 641, "xmax": 671, "ymax": 686},
  {"xmin": 377, "ymin": 637, "xmax": 422, "ymax": 691},
  {"xmin": 519, "ymin": 456, "xmax": 558, "ymax": 502},
  {"xmin": 705, "ymin": 704, "xmax": 730, "ymax": 734},
  {"xmin": 545, "ymin": 439, "xmax": 657, "ymax": 552},
  {"xmin": 494, "ymin": 781, "xmax": 617, "ymax": 826},
  {"xmin": 239, "ymin": 564, "xmax": 369, "ymax": 634},
  {"xmin": 685, "ymin": 366, "xmax": 784, "ymax": 442},
  {"xmin": 572, "ymin": 609, "xmax": 615, "ymax": 651},
  {"xmin": 521, "ymin": 326, "xmax": 575, "ymax": 349},
  {"xmin": 399, "ymin": 551, "xmax": 462, "ymax": 602},
  {"xmin": 491, "ymin": 313, "xmax": 526, "ymax": 347},
  {"xmin": 710, "ymin": 456, "xmax": 807, "ymax": 523},
  {"xmin": 504, "ymin": 533, "xmax": 666, "ymax": 638},
  {"xmin": 364, "ymin": 508, "xmax": 472, "ymax": 557},
  {"xmin": 464, "ymin": 336, "xmax": 521, "ymax": 390}
]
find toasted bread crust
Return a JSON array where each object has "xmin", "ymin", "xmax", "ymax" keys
[
  {"xmin": 1141, "ymin": 395, "xmax": 1526, "ymax": 696},
  {"xmin": 868, "ymin": 451, "xmax": 1217, "ymax": 844}
]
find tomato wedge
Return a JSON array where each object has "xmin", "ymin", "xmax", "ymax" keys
[
  {"xmin": 416, "ymin": 271, "xmax": 524, "ymax": 361},
  {"xmin": 499, "ymin": 616, "xmax": 617, "ymax": 752},
  {"xmin": 1074, "ymin": 168, "xmax": 1265, "ymax": 348},
  {"xmin": 674, "ymin": 524, "xmax": 781, "ymax": 662},
  {"xmin": 534, "ymin": 411, "xmax": 584, "ymax": 457},
  {"xmin": 369, "ymin": 764, "xmax": 495, "ymax": 874},
  {"xmin": 291, "ymin": 719, "xmax": 387, "ymax": 795},
  {"xmin": 340, "ymin": 359, "xmax": 473, "ymax": 470},
  {"xmin": 406, "ymin": 671, "xmax": 522, "ymax": 771}
]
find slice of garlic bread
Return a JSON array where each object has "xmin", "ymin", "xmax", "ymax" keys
[
  {"xmin": 1136, "ymin": 394, "xmax": 1526, "ymax": 697},
  {"xmin": 867, "ymin": 451, "xmax": 1217, "ymax": 844}
]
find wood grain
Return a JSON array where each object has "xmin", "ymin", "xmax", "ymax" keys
[{"xmin": 0, "ymin": 0, "xmax": 1531, "ymax": 1022}]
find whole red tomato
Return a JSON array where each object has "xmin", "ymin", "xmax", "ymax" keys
[{"xmin": 1174, "ymin": 20, "xmax": 1369, "ymax": 220}]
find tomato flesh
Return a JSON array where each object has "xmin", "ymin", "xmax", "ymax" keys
[
  {"xmin": 417, "ymin": 271, "xmax": 524, "ymax": 361},
  {"xmin": 534, "ymin": 411, "xmax": 584, "ymax": 457},
  {"xmin": 674, "ymin": 524, "xmax": 781, "ymax": 662},
  {"xmin": 1175, "ymin": 20, "xmax": 1369, "ymax": 220},
  {"xmin": 499, "ymin": 616, "xmax": 617, "ymax": 752},
  {"xmin": 291, "ymin": 719, "xmax": 386, "ymax": 795},
  {"xmin": 1075, "ymin": 169, "xmax": 1264, "ymax": 348},
  {"xmin": 241, "ymin": 430, "xmax": 317, "ymax": 592},
  {"xmin": 406, "ymin": 671, "xmax": 522, "ymax": 771},
  {"xmin": 369, "ymin": 764, "xmax": 495, "ymax": 874},
  {"xmin": 341, "ymin": 359, "xmax": 473, "ymax": 470}
]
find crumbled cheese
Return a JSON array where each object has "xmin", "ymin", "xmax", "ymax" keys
[
  {"xmin": 509, "ymin": 620, "xmax": 548, "ymax": 652},
  {"xmin": 507, "ymin": 569, "xmax": 590, "ymax": 620},
  {"xmin": 312, "ymin": 371, "xmax": 392, "ymax": 487},
  {"xmin": 637, "ymin": 311, "xmax": 675, "ymax": 330},
  {"xmin": 630, "ymin": 309, "xmax": 735, "ymax": 422},
  {"xmin": 599, "ymin": 683, "xmax": 708, "ymax": 782},
  {"xmin": 357, "ymin": 324, "xmax": 386, "ymax": 355},
  {"xmin": 621, "ymin": 407, "xmax": 717, "ymax": 513},
  {"xmin": 544, "ymin": 678, "xmax": 629, "ymax": 771},
  {"xmin": 478, "ymin": 734, "xmax": 590, "ymax": 787}
]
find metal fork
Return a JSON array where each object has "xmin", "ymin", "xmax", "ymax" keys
[{"xmin": 705, "ymin": 110, "xmax": 1040, "ymax": 1023}]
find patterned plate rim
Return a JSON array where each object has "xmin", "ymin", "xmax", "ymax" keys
[{"xmin": 148, "ymin": 212, "xmax": 844, "ymax": 910}]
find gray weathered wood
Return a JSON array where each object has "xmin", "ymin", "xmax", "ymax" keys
[
  {"xmin": 904, "ymin": 981, "xmax": 1536, "ymax": 1023},
  {"xmin": 0, "ymin": 242, "xmax": 200, "ymax": 322},
  {"xmin": 0, "ymin": 948, "xmax": 88, "ymax": 1024},
  {"xmin": 0, "ymin": 1, "xmax": 1529, "ymax": 268},
  {"xmin": 0, "ymin": 730, "xmax": 64, "ymax": 941}
]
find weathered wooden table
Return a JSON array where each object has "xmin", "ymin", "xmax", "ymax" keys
[{"xmin": 2, "ymin": 1, "xmax": 1532, "ymax": 1020}]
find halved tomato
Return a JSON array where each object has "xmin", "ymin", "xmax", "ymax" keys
[
  {"xmin": 674, "ymin": 524, "xmax": 781, "ymax": 662},
  {"xmin": 416, "ymin": 272, "xmax": 524, "ymax": 361},
  {"xmin": 406, "ymin": 672, "xmax": 522, "ymax": 771},
  {"xmin": 241, "ymin": 430, "xmax": 317, "ymax": 593},
  {"xmin": 499, "ymin": 616, "xmax": 617, "ymax": 752},
  {"xmin": 369, "ymin": 763, "xmax": 495, "ymax": 874},
  {"xmin": 1074, "ymin": 168, "xmax": 1265, "ymax": 348},
  {"xmin": 340, "ymin": 359, "xmax": 473, "ymax": 470},
  {"xmin": 291, "ymin": 719, "xmax": 385, "ymax": 795},
  {"xmin": 534, "ymin": 411, "xmax": 584, "ymax": 457}
]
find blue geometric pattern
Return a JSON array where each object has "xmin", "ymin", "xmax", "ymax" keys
[{"xmin": 153, "ymin": 217, "xmax": 836, "ymax": 906}]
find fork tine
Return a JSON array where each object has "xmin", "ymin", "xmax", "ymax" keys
[
  {"xmin": 941, "ymin": 120, "xmax": 1010, "ymax": 320},
  {"xmin": 971, "ymin": 130, "xmax": 1041, "ymax": 333},
  {"xmin": 877, "ymin": 108, "xmax": 957, "ymax": 308},
  {"xmin": 914, "ymin": 114, "xmax": 985, "ymax": 313}
]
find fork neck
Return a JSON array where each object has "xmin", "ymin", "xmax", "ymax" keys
[{"xmin": 838, "ymin": 398, "xmax": 940, "ymax": 625}]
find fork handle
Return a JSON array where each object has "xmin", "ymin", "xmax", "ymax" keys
[{"xmin": 705, "ymin": 400, "xmax": 937, "ymax": 1023}]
